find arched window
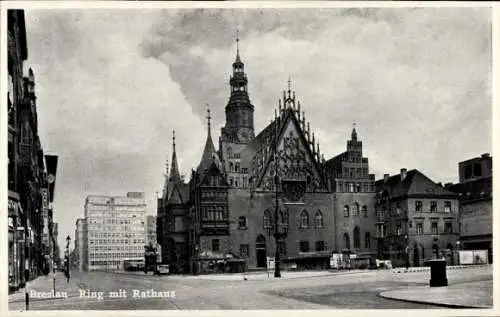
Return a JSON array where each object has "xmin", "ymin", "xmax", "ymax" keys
[
  {"xmin": 343, "ymin": 205, "xmax": 350, "ymax": 217},
  {"xmin": 300, "ymin": 210, "xmax": 309, "ymax": 229},
  {"xmin": 263, "ymin": 210, "xmax": 271, "ymax": 229},
  {"xmin": 344, "ymin": 233, "xmax": 350, "ymax": 250},
  {"xmin": 354, "ymin": 203, "xmax": 360, "ymax": 216},
  {"xmin": 353, "ymin": 226, "xmax": 360, "ymax": 249},
  {"xmin": 238, "ymin": 216, "xmax": 247, "ymax": 229},
  {"xmin": 362, "ymin": 205, "xmax": 368, "ymax": 217},
  {"xmin": 365, "ymin": 232, "xmax": 371, "ymax": 249},
  {"xmin": 227, "ymin": 147, "xmax": 233, "ymax": 159},
  {"xmin": 229, "ymin": 162, "xmax": 234, "ymax": 172},
  {"xmin": 314, "ymin": 210, "xmax": 324, "ymax": 228}
]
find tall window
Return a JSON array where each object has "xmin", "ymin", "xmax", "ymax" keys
[
  {"xmin": 444, "ymin": 222, "xmax": 453, "ymax": 234},
  {"xmin": 263, "ymin": 210, "xmax": 271, "ymax": 229},
  {"xmin": 430, "ymin": 201, "xmax": 437, "ymax": 212},
  {"xmin": 444, "ymin": 201, "xmax": 451, "ymax": 213},
  {"xmin": 431, "ymin": 222, "xmax": 438, "ymax": 234},
  {"xmin": 315, "ymin": 241, "xmax": 325, "ymax": 251},
  {"xmin": 299, "ymin": 240, "xmax": 310, "ymax": 252},
  {"xmin": 240, "ymin": 244, "xmax": 249, "ymax": 257},
  {"xmin": 354, "ymin": 203, "xmax": 360, "ymax": 216},
  {"xmin": 344, "ymin": 233, "xmax": 350, "ymax": 250},
  {"xmin": 280, "ymin": 209, "xmax": 289, "ymax": 230},
  {"xmin": 238, "ymin": 216, "xmax": 247, "ymax": 229},
  {"xmin": 365, "ymin": 232, "xmax": 371, "ymax": 249},
  {"xmin": 300, "ymin": 210, "xmax": 309, "ymax": 229},
  {"xmin": 212, "ymin": 239, "xmax": 220, "ymax": 252},
  {"xmin": 314, "ymin": 211, "xmax": 324, "ymax": 228},
  {"xmin": 353, "ymin": 227, "xmax": 360, "ymax": 249},
  {"xmin": 349, "ymin": 183, "xmax": 354, "ymax": 193},
  {"xmin": 415, "ymin": 201, "xmax": 422, "ymax": 212},
  {"xmin": 362, "ymin": 205, "xmax": 368, "ymax": 217},
  {"xmin": 343, "ymin": 205, "xmax": 350, "ymax": 217},
  {"xmin": 278, "ymin": 241, "xmax": 287, "ymax": 256}
]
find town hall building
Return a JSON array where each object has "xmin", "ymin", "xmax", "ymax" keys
[{"xmin": 156, "ymin": 37, "xmax": 378, "ymax": 273}]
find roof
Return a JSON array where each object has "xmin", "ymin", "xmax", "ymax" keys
[
  {"xmin": 375, "ymin": 169, "xmax": 457, "ymax": 199},
  {"xmin": 447, "ymin": 176, "xmax": 492, "ymax": 202}
]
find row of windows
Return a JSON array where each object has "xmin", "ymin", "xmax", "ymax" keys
[
  {"xmin": 337, "ymin": 181, "xmax": 375, "ymax": 193},
  {"xmin": 262, "ymin": 210, "xmax": 324, "ymax": 229},
  {"xmin": 343, "ymin": 167, "xmax": 369, "ymax": 178},
  {"xmin": 200, "ymin": 191, "xmax": 227, "ymax": 200},
  {"xmin": 89, "ymin": 239, "xmax": 145, "ymax": 245},
  {"xmin": 90, "ymin": 260, "xmax": 132, "ymax": 266},
  {"xmin": 88, "ymin": 232, "xmax": 144, "ymax": 238},
  {"xmin": 343, "ymin": 229, "xmax": 372, "ymax": 249},
  {"xmin": 229, "ymin": 176, "xmax": 249, "ymax": 188},
  {"xmin": 236, "ymin": 240, "xmax": 327, "ymax": 258},
  {"xmin": 343, "ymin": 204, "xmax": 368, "ymax": 217},
  {"xmin": 89, "ymin": 246, "xmax": 143, "ymax": 251},
  {"xmin": 89, "ymin": 253, "xmax": 142, "ymax": 259},
  {"xmin": 203, "ymin": 206, "xmax": 228, "ymax": 221},
  {"xmin": 377, "ymin": 221, "xmax": 454, "ymax": 237}
]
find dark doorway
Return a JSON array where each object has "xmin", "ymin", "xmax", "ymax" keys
[
  {"xmin": 413, "ymin": 245, "xmax": 420, "ymax": 267},
  {"xmin": 256, "ymin": 234, "xmax": 267, "ymax": 268}
]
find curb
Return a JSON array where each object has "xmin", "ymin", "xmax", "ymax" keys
[
  {"xmin": 391, "ymin": 265, "xmax": 489, "ymax": 274},
  {"xmin": 377, "ymin": 292, "xmax": 490, "ymax": 309}
]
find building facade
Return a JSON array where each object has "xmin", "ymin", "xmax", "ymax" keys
[
  {"xmin": 447, "ymin": 153, "xmax": 493, "ymax": 263},
  {"xmin": 324, "ymin": 127, "xmax": 378, "ymax": 261},
  {"xmin": 75, "ymin": 218, "xmax": 88, "ymax": 271},
  {"xmin": 158, "ymin": 39, "xmax": 382, "ymax": 273},
  {"xmin": 146, "ymin": 215, "xmax": 157, "ymax": 246},
  {"xmin": 375, "ymin": 169, "xmax": 460, "ymax": 267},
  {"xmin": 84, "ymin": 193, "xmax": 147, "ymax": 271},
  {"xmin": 8, "ymin": 9, "xmax": 58, "ymax": 291}
]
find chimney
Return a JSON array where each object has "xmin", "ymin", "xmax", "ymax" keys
[
  {"xmin": 400, "ymin": 168, "xmax": 407, "ymax": 181},
  {"xmin": 384, "ymin": 174, "xmax": 389, "ymax": 183}
]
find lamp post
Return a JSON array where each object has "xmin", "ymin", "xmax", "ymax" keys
[{"xmin": 456, "ymin": 240, "xmax": 461, "ymax": 265}]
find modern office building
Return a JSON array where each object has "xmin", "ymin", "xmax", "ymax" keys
[{"xmin": 84, "ymin": 192, "xmax": 147, "ymax": 271}]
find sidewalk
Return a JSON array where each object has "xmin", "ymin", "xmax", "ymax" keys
[
  {"xmin": 8, "ymin": 272, "xmax": 84, "ymax": 304},
  {"xmin": 170, "ymin": 269, "xmax": 370, "ymax": 281},
  {"xmin": 379, "ymin": 279, "xmax": 493, "ymax": 308},
  {"xmin": 391, "ymin": 264, "xmax": 490, "ymax": 274}
]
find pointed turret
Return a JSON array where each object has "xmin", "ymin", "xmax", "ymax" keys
[
  {"xmin": 198, "ymin": 105, "xmax": 221, "ymax": 173},
  {"xmin": 169, "ymin": 130, "xmax": 181, "ymax": 182},
  {"xmin": 351, "ymin": 122, "xmax": 358, "ymax": 141}
]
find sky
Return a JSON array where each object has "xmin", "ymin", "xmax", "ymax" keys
[{"xmin": 23, "ymin": 7, "xmax": 492, "ymax": 249}]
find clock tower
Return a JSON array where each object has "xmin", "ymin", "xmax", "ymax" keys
[
  {"xmin": 221, "ymin": 32, "xmax": 254, "ymax": 145},
  {"xmin": 220, "ymin": 32, "xmax": 254, "ymax": 188}
]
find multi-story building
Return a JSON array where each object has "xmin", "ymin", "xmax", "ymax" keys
[
  {"xmin": 375, "ymin": 169, "xmax": 460, "ymax": 267},
  {"xmin": 324, "ymin": 127, "xmax": 377, "ymax": 260},
  {"xmin": 447, "ymin": 153, "xmax": 493, "ymax": 263},
  {"xmin": 7, "ymin": 9, "xmax": 58, "ymax": 291},
  {"xmin": 75, "ymin": 218, "xmax": 87, "ymax": 271},
  {"xmin": 159, "ymin": 38, "xmax": 375, "ymax": 273},
  {"xmin": 84, "ymin": 193, "xmax": 147, "ymax": 271}
]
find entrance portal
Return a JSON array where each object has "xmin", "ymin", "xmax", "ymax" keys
[{"xmin": 256, "ymin": 234, "xmax": 267, "ymax": 268}]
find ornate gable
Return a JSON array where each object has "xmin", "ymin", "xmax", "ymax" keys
[
  {"xmin": 251, "ymin": 106, "xmax": 328, "ymax": 194},
  {"xmin": 167, "ymin": 183, "xmax": 184, "ymax": 205}
]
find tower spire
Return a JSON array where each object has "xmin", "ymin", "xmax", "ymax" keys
[
  {"xmin": 351, "ymin": 121, "xmax": 358, "ymax": 141},
  {"xmin": 206, "ymin": 103, "xmax": 211, "ymax": 135},
  {"xmin": 169, "ymin": 129, "xmax": 181, "ymax": 182}
]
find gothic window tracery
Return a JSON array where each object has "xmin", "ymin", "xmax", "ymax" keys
[{"xmin": 300, "ymin": 210, "xmax": 309, "ymax": 229}]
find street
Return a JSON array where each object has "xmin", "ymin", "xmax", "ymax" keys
[{"xmin": 9, "ymin": 266, "xmax": 493, "ymax": 310}]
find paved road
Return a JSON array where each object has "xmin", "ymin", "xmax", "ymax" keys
[{"xmin": 9, "ymin": 266, "xmax": 493, "ymax": 310}]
